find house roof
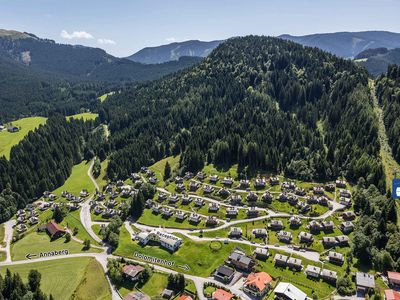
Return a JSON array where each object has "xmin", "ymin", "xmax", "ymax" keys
[
  {"xmin": 46, "ymin": 221, "xmax": 65, "ymax": 236},
  {"xmin": 245, "ymin": 272, "xmax": 273, "ymax": 292},
  {"xmin": 356, "ymin": 272, "xmax": 375, "ymax": 288},
  {"xmin": 178, "ymin": 295, "xmax": 193, "ymax": 300},
  {"xmin": 213, "ymin": 289, "xmax": 234, "ymax": 300},
  {"xmin": 216, "ymin": 265, "xmax": 235, "ymax": 277},
  {"xmin": 122, "ymin": 265, "xmax": 145, "ymax": 278},
  {"xmin": 123, "ymin": 292, "xmax": 151, "ymax": 300},
  {"xmin": 385, "ymin": 289, "xmax": 400, "ymax": 300},
  {"xmin": 388, "ymin": 271, "xmax": 400, "ymax": 282},
  {"xmin": 274, "ymin": 282, "xmax": 307, "ymax": 300}
]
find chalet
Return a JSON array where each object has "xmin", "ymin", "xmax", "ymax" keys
[
  {"xmin": 116, "ymin": 180, "xmax": 124, "ymax": 186},
  {"xmin": 122, "ymin": 265, "xmax": 145, "ymax": 281},
  {"xmin": 339, "ymin": 189, "xmax": 351, "ymax": 198},
  {"xmin": 289, "ymin": 216, "xmax": 301, "ymax": 227},
  {"xmin": 17, "ymin": 209, "xmax": 26, "ymax": 217},
  {"xmin": 278, "ymin": 231, "xmax": 292, "ymax": 243},
  {"xmin": 308, "ymin": 220, "xmax": 321, "ymax": 232},
  {"xmin": 325, "ymin": 183, "xmax": 336, "ymax": 192},
  {"xmin": 196, "ymin": 171, "xmax": 207, "ymax": 181},
  {"xmin": 29, "ymin": 217, "xmax": 39, "ymax": 225},
  {"xmin": 252, "ymin": 228, "xmax": 267, "ymax": 238},
  {"xmin": 226, "ymin": 206, "xmax": 238, "ymax": 217},
  {"xmin": 335, "ymin": 235, "xmax": 350, "ymax": 246},
  {"xmin": 214, "ymin": 265, "xmax": 235, "ymax": 283},
  {"xmin": 0, "ymin": 125, "xmax": 4, "ymax": 131},
  {"xmin": 227, "ymin": 251, "xmax": 254, "ymax": 271},
  {"xmin": 161, "ymin": 207, "xmax": 174, "ymax": 218},
  {"xmin": 138, "ymin": 230, "xmax": 182, "ymax": 252},
  {"xmin": 184, "ymin": 172, "xmax": 194, "ymax": 180},
  {"xmin": 287, "ymin": 257, "xmax": 303, "ymax": 271},
  {"xmin": 221, "ymin": 177, "xmax": 234, "ymax": 187},
  {"xmin": 151, "ymin": 205, "xmax": 160, "ymax": 214},
  {"xmin": 145, "ymin": 170, "xmax": 155, "ymax": 178},
  {"xmin": 230, "ymin": 194, "xmax": 242, "ymax": 205},
  {"xmin": 121, "ymin": 186, "xmax": 134, "ymax": 197},
  {"xmin": 247, "ymin": 207, "xmax": 259, "ymax": 217},
  {"xmin": 203, "ymin": 185, "xmax": 214, "ymax": 194},
  {"xmin": 295, "ymin": 187, "xmax": 306, "ymax": 196},
  {"xmin": 145, "ymin": 199, "xmax": 154, "ymax": 208},
  {"xmin": 321, "ymin": 269, "xmax": 337, "ymax": 283},
  {"xmin": 274, "ymin": 282, "xmax": 307, "ymax": 300},
  {"xmin": 254, "ymin": 247, "xmax": 269, "ymax": 259},
  {"xmin": 134, "ymin": 179, "xmax": 143, "ymax": 187},
  {"xmin": 335, "ymin": 179, "xmax": 347, "ymax": 188},
  {"xmin": 175, "ymin": 211, "xmax": 187, "ymax": 221},
  {"xmin": 212, "ymin": 289, "xmax": 234, "ymax": 300},
  {"xmin": 67, "ymin": 203, "xmax": 80, "ymax": 211},
  {"xmin": 247, "ymin": 192, "xmax": 258, "ymax": 202},
  {"xmin": 243, "ymin": 272, "xmax": 273, "ymax": 297},
  {"xmin": 340, "ymin": 221, "xmax": 354, "ymax": 234},
  {"xmin": 158, "ymin": 193, "xmax": 168, "ymax": 202},
  {"xmin": 385, "ymin": 289, "xmax": 400, "ymax": 300},
  {"xmin": 140, "ymin": 166, "xmax": 148, "ymax": 173},
  {"xmin": 46, "ymin": 221, "xmax": 65, "ymax": 239},
  {"xmin": 269, "ymin": 176, "xmax": 280, "ymax": 186},
  {"xmin": 318, "ymin": 196, "xmax": 329, "ymax": 206},
  {"xmin": 328, "ymin": 251, "xmax": 344, "ymax": 265},
  {"xmin": 288, "ymin": 195, "xmax": 298, "ymax": 205},
  {"xmin": 217, "ymin": 188, "xmax": 230, "ymax": 197},
  {"xmin": 269, "ymin": 220, "xmax": 284, "ymax": 230},
  {"xmin": 104, "ymin": 184, "xmax": 113, "ymax": 193},
  {"xmin": 149, "ymin": 177, "xmax": 158, "ymax": 185},
  {"xmin": 206, "ymin": 216, "xmax": 218, "ymax": 226},
  {"xmin": 7, "ymin": 126, "xmax": 19, "ymax": 133},
  {"xmin": 313, "ymin": 186, "xmax": 325, "ymax": 195},
  {"xmin": 194, "ymin": 198, "xmax": 205, "ymax": 207},
  {"xmin": 274, "ymin": 254, "xmax": 288, "ymax": 267},
  {"xmin": 168, "ymin": 194, "xmax": 180, "ymax": 204},
  {"xmin": 298, "ymin": 231, "xmax": 313, "ymax": 243},
  {"xmin": 131, "ymin": 173, "xmax": 141, "ymax": 180},
  {"xmin": 162, "ymin": 289, "xmax": 173, "ymax": 299},
  {"xmin": 189, "ymin": 213, "xmax": 201, "ymax": 224},
  {"xmin": 305, "ymin": 265, "xmax": 321, "ymax": 279},
  {"xmin": 388, "ymin": 272, "xmax": 400, "ymax": 287},
  {"xmin": 39, "ymin": 202, "xmax": 51, "ymax": 211},
  {"xmin": 282, "ymin": 181, "xmax": 296, "ymax": 190},
  {"xmin": 356, "ymin": 272, "xmax": 375, "ymax": 295},
  {"xmin": 174, "ymin": 176, "xmax": 184, "ymax": 184},
  {"xmin": 124, "ymin": 292, "xmax": 151, "ymax": 300},
  {"xmin": 181, "ymin": 195, "xmax": 193, "ymax": 205},
  {"xmin": 209, "ymin": 175, "xmax": 219, "ymax": 183},
  {"xmin": 208, "ymin": 203, "xmax": 220, "ymax": 212},
  {"xmin": 240, "ymin": 179, "xmax": 250, "ymax": 188},
  {"xmin": 342, "ymin": 211, "xmax": 356, "ymax": 220},
  {"xmin": 189, "ymin": 181, "xmax": 200, "ymax": 191},
  {"xmin": 103, "ymin": 209, "xmax": 117, "ymax": 218},
  {"xmin": 261, "ymin": 191, "xmax": 273, "ymax": 203},
  {"xmin": 106, "ymin": 199, "xmax": 117, "ymax": 208},
  {"xmin": 96, "ymin": 193, "xmax": 105, "ymax": 201},
  {"xmin": 299, "ymin": 201, "xmax": 311, "ymax": 214},
  {"xmin": 339, "ymin": 197, "xmax": 352, "ymax": 207},
  {"xmin": 229, "ymin": 227, "xmax": 243, "ymax": 238},
  {"xmin": 306, "ymin": 195, "xmax": 318, "ymax": 204},
  {"xmin": 254, "ymin": 178, "xmax": 266, "ymax": 189},
  {"xmin": 94, "ymin": 206, "xmax": 104, "ymax": 215},
  {"xmin": 16, "ymin": 216, "xmax": 25, "ymax": 224},
  {"xmin": 322, "ymin": 236, "xmax": 337, "ymax": 247},
  {"xmin": 279, "ymin": 193, "xmax": 288, "ymax": 202},
  {"xmin": 16, "ymin": 224, "xmax": 27, "ymax": 233},
  {"xmin": 321, "ymin": 220, "xmax": 335, "ymax": 232}
]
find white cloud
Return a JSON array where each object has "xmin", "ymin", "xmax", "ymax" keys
[
  {"xmin": 165, "ymin": 37, "xmax": 176, "ymax": 42},
  {"xmin": 97, "ymin": 38, "xmax": 116, "ymax": 45},
  {"xmin": 60, "ymin": 30, "xmax": 94, "ymax": 40}
]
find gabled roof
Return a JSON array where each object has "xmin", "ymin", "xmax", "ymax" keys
[
  {"xmin": 245, "ymin": 272, "xmax": 273, "ymax": 292},
  {"xmin": 46, "ymin": 221, "xmax": 65, "ymax": 236},
  {"xmin": 213, "ymin": 289, "xmax": 234, "ymax": 300},
  {"xmin": 122, "ymin": 265, "xmax": 145, "ymax": 278},
  {"xmin": 385, "ymin": 289, "xmax": 400, "ymax": 300},
  {"xmin": 388, "ymin": 271, "xmax": 400, "ymax": 282},
  {"xmin": 178, "ymin": 295, "xmax": 193, "ymax": 300}
]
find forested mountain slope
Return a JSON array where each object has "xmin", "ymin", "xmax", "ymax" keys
[
  {"xmin": 355, "ymin": 48, "xmax": 400, "ymax": 77},
  {"xmin": 103, "ymin": 36, "xmax": 385, "ymax": 190},
  {"xmin": 376, "ymin": 65, "xmax": 400, "ymax": 163}
]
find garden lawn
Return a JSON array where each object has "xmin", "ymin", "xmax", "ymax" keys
[
  {"xmin": 66, "ymin": 112, "xmax": 98, "ymax": 121},
  {"xmin": 62, "ymin": 210, "xmax": 101, "ymax": 245},
  {"xmin": 52, "ymin": 160, "xmax": 95, "ymax": 197},
  {"xmin": 138, "ymin": 208, "xmax": 208, "ymax": 229},
  {"xmin": 0, "ymin": 117, "xmax": 47, "ymax": 159},
  {"xmin": 10, "ymin": 231, "xmax": 101, "ymax": 261},
  {"xmin": 95, "ymin": 159, "xmax": 109, "ymax": 190},
  {"xmin": 0, "ymin": 251, "xmax": 5, "ymax": 262},
  {"xmin": 0, "ymin": 257, "xmax": 109, "ymax": 300},
  {"xmin": 119, "ymin": 272, "xmax": 168, "ymax": 297},
  {"xmin": 114, "ymin": 226, "xmax": 254, "ymax": 277}
]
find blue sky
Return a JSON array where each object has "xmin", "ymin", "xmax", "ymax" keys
[{"xmin": 1, "ymin": 0, "xmax": 400, "ymax": 57}]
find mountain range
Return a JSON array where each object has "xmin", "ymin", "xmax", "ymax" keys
[{"xmin": 354, "ymin": 47, "xmax": 400, "ymax": 76}]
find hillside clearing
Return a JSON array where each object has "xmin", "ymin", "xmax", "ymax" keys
[{"xmin": 66, "ymin": 112, "xmax": 98, "ymax": 121}]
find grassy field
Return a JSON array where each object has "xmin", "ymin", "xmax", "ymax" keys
[
  {"xmin": 66, "ymin": 112, "xmax": 99, "ymax": 121},
  {"xmin": 11, "ymin": 231, "xmax": 101, "ymax": 261},
  {"xmin": 138, "ymin": 209, "xmax": 208, "ymax": 229},
  {"xmin": 98, "ymin": 91, "xmax": 115, "ymax": 102},
  {"xmin": 0, "ymin": 116, "xmax": 47, "ymax": 159},
  {"xmin": 52, "ymin": 160, "xmax": 95, "ymax": 196},
  {"xmin": 62, "ymin": 210, "xmax": 101, "ymax": 245},
  {"xmin": 0, "ymin": 257, "xmax": 110, "ymax": 300},
  {"xmin": 95, "ymin": 159, "xmax": 109, "ymax": 190},
  {"xmin": 0, "ymin": 251, "xmax": 5, "ymax": 262},
  {"xmin": 0, "ymin": 223, "xmax": 4, "ymax": 246},
  {"xmin": 115, "ymin": 226, "xmax": 254, "ymax": 277},
  {"xmin": 119, "ymin": 271, "xmax": 168, "ymax": 297},
  {"xmin": 149, "ymin": 155, "xmax": 181, "ymax": 186}
]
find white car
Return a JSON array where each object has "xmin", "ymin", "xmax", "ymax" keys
[{"xmin": 396, "ymin": 187, "xmax": 400, "ymax": 197}]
